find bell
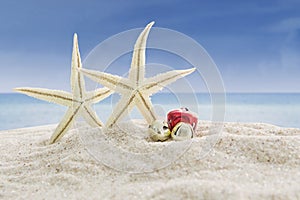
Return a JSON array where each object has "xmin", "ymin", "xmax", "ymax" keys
[
  {"xmin": 171, "ymin": 122, "xmax": 194, "ymax": 140},
  {"xmin": 148, "ymin": 120, "xmax": 171, "ymax": 142},
  {"xmin": 167, "ymin": 107, "xmax": 198, "ymax": 132}
]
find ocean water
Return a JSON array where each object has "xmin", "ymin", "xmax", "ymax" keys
[{"xmin": 0, "ymin": 93, "xmax": 299, "ymax": 130}]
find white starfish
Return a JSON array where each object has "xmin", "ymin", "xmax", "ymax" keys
[
  {"xmin": 81, "ymin": 22, "xmax": 196, "ymax": 127},
  {"xmin": 15, "ymin": 34, "xmax": 113, "ymax": 144}
]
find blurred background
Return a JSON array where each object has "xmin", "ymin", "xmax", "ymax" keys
[{"xmin": 0, "ymin": 0, "xmax": 299, "ymax": 92}]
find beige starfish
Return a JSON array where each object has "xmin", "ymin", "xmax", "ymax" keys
[
  {"xmin": 81, "ymin": 22, "xmax": 196, "ymax": 127},
  {"xmin": 15, "ymin": 34, "xmax": 113, "ymax": 144}
]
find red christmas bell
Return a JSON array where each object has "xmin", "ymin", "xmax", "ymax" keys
[{"xmin": 167, "ymin": 108, "xmax": 198, "ymax": 140}]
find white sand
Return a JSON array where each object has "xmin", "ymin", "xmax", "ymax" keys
[{"xmin": 0, "ymin": 121, "xmax": 300, "ymax": 199}]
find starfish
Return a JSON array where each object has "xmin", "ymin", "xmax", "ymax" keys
[
  {"xmin": 81, "ymin": 22, "xmax": 196, "ymax": 128},
  {"xmin": 15, "ymin": 34, "xmax": 113, "ymax": 144}
]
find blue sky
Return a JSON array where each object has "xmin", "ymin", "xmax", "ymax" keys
[{"xmin": 0, "ymin": 0, "xmax": 299, "ymax": 93}]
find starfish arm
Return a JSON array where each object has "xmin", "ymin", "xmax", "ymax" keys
[
  {"xmin": 85, "ymin": 87, "xmax": 113, "ymax": 103},
  {"xmin": 49, "ymin": 105, "xmax": 81, "ymax": 144},
  {"xmin": 143, "ymin": 68, "xmax": 196, "ymax": 95},
  {"xmin": 129, "ymin": 21, "xmax": 154, "ymax": 85},
  {"xmin": 105, "ymin": 94, "xmax": 136, "ymax": 128},
  {"xmin": 71, "ymin": 33, "xmax": 86, "ymax": 99},
  {"xmin": 14, "ymin": 87, "xmax": 74, "ymax": 106},
  {"xmin": 81, "ymin": 68, "xmax": 132, "ymax": 93},
  {"xmin": 80, "ymin": 104, "xmax": 104, "ymax": 127},
  {"xmin": 135, "ymin": 92, "xmax": 157, "ymax": 124}
]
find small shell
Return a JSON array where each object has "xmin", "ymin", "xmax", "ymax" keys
[
  {"xmin": 171, "ymin": 122, "xmax": 194, "ymax": 141},
  {"xmin": 148, "ymin": 120, "xmax": 171, "ymax": 142}
]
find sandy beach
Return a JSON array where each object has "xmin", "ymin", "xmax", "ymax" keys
[{"xmin": 0, "ymin": 120, "xmax": 299, "ymax": 199}]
